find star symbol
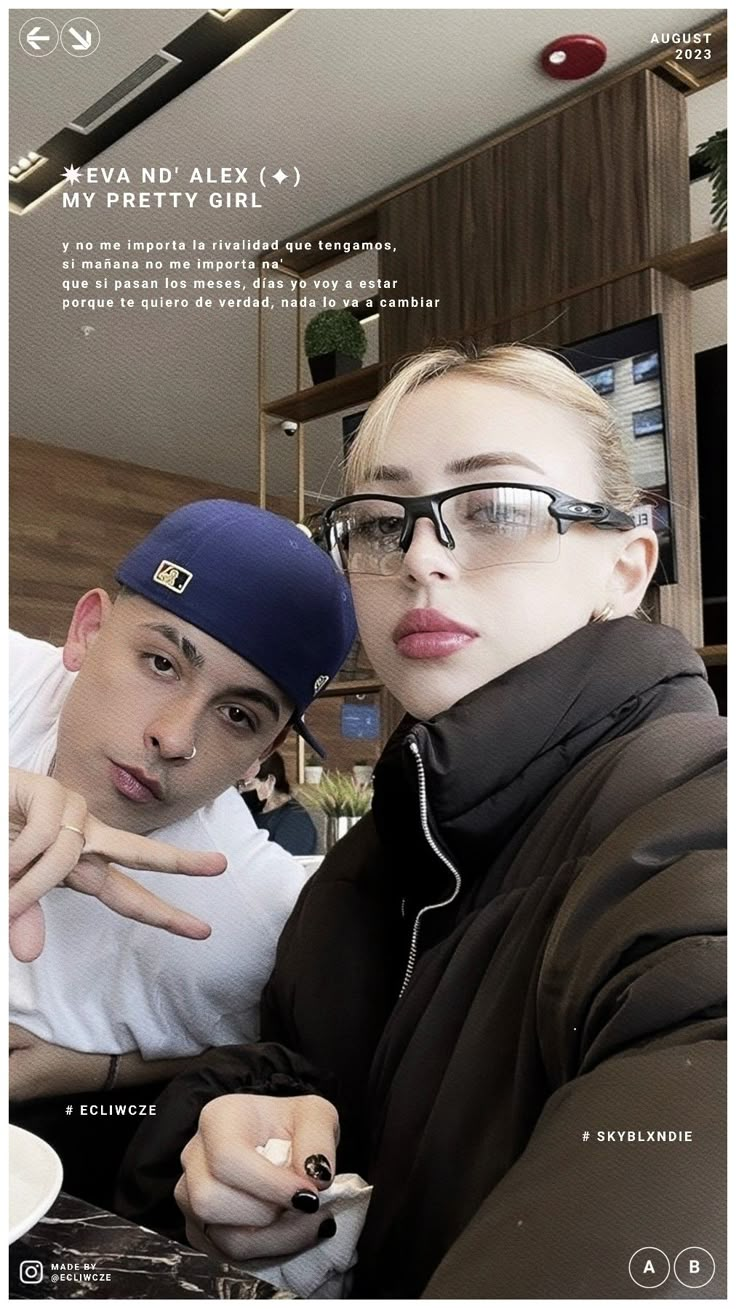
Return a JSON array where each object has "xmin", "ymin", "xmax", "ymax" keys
[
  {"xmin": 272, "ymin": 168, "xmax": 288, "ymax": 185},
  {"xmin": 62, "ymin": 164, "xmax": 82, "ymax": 185}
]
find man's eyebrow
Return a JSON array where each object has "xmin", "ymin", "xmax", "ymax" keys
[
  {"xmin": 140, "ymin": 623, "xmax": 205, "ymax": 669},
  {"xmin": 366, "ymin": 452, "xmax": 547, "ymax": 483},
  {"xmin": 140, "ymin": 625, "xmax": 283, "ymax": 719}
]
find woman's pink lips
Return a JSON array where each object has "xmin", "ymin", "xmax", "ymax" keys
[
  {"xmin": 393, "ymin": 607, "xmax": 478, "ymax": 639},
  {"xmin": 110, "ymin": 763, "xmax": 161, "ymax": 805},
  {"xmin": 395, "ymin": 631, "xmax": 477, "ymax": 659},
  {"xmin": 392, "ymin": 608, "xmax": 479, "ymax": 657}
]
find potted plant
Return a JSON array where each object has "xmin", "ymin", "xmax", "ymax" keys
[
  {"xmin": 693, "ymin": 128, "xmax": 727, "ymax": 231},
  {"xmin": 352, "ymin": 759, "xmax": 374, "ymax": 785},
  {"xmin": 304, "ymin": 309, "xmax": 367, "ymax": 386},
  {"xmin": 298, "ymin": 770, "xmax": 372, "ymax": 848},
  {"xmin": 303, "ymin": 753, "xmax": 324, "ymax": 785}
]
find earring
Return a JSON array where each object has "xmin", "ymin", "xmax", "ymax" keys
[{"xmin": 590, "ymin": 603, "xmax": 614, "ymax": 623}]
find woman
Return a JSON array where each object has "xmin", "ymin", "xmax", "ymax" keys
[
  {"xmin": 239, "ymin": 752, "xmax": 318, "ymax": 856},
  {"xmin": 116, "ymin": 345, "xmax": 726, "ymax": 1298}
]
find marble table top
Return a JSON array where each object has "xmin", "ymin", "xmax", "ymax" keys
[{"xmin": 9, "ymin": 1192, "xmax": 295, "ymax": 1299}]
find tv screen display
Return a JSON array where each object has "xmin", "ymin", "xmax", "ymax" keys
[{"xmin": 558, "ymin": 314, "xmax": 675, "ymax": 585}]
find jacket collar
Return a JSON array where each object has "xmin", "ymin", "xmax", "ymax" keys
[{"xmin": 372, "ymin": 618, "xmax": 715, "ymax": 888}]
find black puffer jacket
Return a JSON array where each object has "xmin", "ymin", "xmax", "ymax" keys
[{"xmin": 117, "ymin": 618, "xmax": 726, "ymax": 1298}]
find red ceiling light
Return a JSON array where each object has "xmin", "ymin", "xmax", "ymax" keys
[{"xmin": 540, "ymin": 34, "xmax": 607, "ymax": 80}]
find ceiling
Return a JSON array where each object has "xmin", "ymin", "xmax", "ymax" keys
[{"xmin": 9, "ymin": 7, "xmax": 723, "ymax": 503}]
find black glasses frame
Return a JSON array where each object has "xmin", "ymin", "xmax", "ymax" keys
[{"xmin": 322, "ymin": 482, "xmax": 637, "ymax": 559}]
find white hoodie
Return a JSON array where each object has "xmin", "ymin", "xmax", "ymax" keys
[{"xmin": 9, "ymin": 630, "xmax": 307, "ymax": 1058}]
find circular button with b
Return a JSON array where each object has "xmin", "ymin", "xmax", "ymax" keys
[{"xmin": 674, "ymin": 1248, "xmax": 715, "ymax": 1289}]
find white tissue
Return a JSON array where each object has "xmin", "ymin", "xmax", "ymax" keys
[{"xmin": 237, "ymin": 1137, "xmax": 373, "ymax": 1298}]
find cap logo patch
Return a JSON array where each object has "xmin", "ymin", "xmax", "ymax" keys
[
  {"xmin": 313, "ymin": 674, "xmax": 329, "ymax": 694},
  {"xmin": 153, "ymin": 560, "xmax": 193, "ymax": 593}
]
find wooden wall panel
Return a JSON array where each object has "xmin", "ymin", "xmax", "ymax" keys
[
  {"xmin": 379, "ymin": 70, "xmax": 689, "ymax": 360},
  {"xmin": 648, "ymin": 273, "xmax": 701, "ymax": 641},
  {"xmin": 9, "ymin": 437, "xmax": 298, "ymax": 645}
]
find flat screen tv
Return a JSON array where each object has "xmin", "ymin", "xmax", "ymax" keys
[{"xmin": 558, "ymin": 314, "xmax": 676, "ymax": 586}]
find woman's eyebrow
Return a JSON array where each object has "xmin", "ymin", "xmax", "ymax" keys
[
  {"xmin": 367, "ymin": 453, "xmax": 548, "ymax": 483},
  {"xmin": 445, "ymin": 452, "xmax": 547, "ymax": 477},
  {"xmin": 368, "ymin": 464, "xmax": 411, "ymax": 483}
]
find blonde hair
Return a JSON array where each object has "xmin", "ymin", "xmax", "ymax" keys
[{"xmin": 343, "ymin": 343, "xmax": 642, "ymax": 513}]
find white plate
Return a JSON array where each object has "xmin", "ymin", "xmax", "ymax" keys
[{"xmin": 9, "ymin": 1126, "xmax": 63, "ymax": 1243}]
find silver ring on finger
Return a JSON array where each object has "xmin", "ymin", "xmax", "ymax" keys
[{"xmin": 59, "ymin": 826, "xmax": 87, "ymax": 887}]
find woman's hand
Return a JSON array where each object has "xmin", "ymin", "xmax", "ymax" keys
[
  {"xmin": 175, "ymin": 1094, "xmax": 340, "ymax": 1261},
  {"xmin": 9, "ymin": 768, "xmax": 227, "ymax": 962},
  {"xmin": 9, "ymin": 1023, "xmax": 109, "ymax": 1101}
]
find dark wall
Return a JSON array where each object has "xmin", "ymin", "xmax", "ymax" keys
[
  {"xmin": 695, "ymin": 344, "xmax": 726, "ymax": 714},
  {"xmin": 695, "ymin": 344, "xmax": 727, "ymax": 627}
]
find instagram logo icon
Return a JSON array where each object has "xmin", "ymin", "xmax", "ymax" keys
[{"xmin": 19, "ymin": 1260, "xmax": 43, "ymax": 1284}]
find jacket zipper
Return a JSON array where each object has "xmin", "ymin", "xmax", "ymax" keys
[{"xmin": 399, "ymin": 738, "xmax": 463, "ymax": 999}]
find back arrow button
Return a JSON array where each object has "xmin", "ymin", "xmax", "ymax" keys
[{"xmin": 19, "ymin": 18, "xmax": 59, "ymax": 56}]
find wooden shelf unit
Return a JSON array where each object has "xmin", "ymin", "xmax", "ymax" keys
[
  {"xmin": 323, "ymin": 678, "xmax": 384, "ymax": 697},
  {"xmin": 697, "ymin": 644, "xmax": 727, "ymax": 667},
  {"xmin": 653, "ymin": 231, "xmax": 727, "ymax": 289},
  {"xmin": 656, "ymin": 20, "xmax": 727, "ymax": 94},
  {"xmin": 261, "ymin": 362, "xmax": 384, "ymax": 424},
  {"xmin": 276, "ymin": 213, "xmax": 380, "ymax": 278}
]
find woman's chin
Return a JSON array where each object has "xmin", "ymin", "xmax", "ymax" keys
[
  {"xmin": 370, "ymin": 645, "xmax": 497, "ymax": 721},
  {"xmin": 393, "ymin": 683, "xmax": 468, "ymax": 721}
]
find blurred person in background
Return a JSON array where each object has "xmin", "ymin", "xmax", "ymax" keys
[{"xmin": 239, "ymin": 752, "xmax": 318, "ymax": 856}]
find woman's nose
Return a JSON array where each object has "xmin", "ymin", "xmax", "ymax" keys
[{"xmin": 399, "ymin": 517, "xmax": 458, "ymax": 584}]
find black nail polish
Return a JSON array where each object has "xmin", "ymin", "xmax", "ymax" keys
[
  {"xmin": 291, "ymin": 1189, "xmax": 319, "ymax": 1214},
  {"xmin": 318, "ymin": 1217, "xmax": 337, "ymax": 1241},
  {"xmin": 304, "ymin": 1153, "xmax": 333, "ymax": 1184}
]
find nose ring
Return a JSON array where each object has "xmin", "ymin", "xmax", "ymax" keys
[{"xmin": 184, "ymin": 745, "xmax": 197, "ymax": 760}]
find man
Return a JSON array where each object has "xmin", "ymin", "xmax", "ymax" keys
[{"xmin": 9, "ymin": 498, "xmax": 355, "ymax": 1201}]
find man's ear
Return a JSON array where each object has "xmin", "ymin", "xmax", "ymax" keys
[{"xmin": 62, "ymin": 589, "xmax": 114, "ymax": 672}]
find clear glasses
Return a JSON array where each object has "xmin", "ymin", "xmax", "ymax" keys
[{"xmin": 322, "ymin": 483, "xmax": 636, "ymax": 577}]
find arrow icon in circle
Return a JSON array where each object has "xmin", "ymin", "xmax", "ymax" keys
[
  {"xmin": 68, "ymin": 26, "xmax": 92, "ymax": 50},
  {"xmin": 26, "ymin": 26, "xmax": 50, "ymax": 50}
]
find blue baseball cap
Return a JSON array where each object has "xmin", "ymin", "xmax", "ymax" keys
[{"xmin": 115, "ymin": 500, "xmax": 357, "ymax": 757}]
